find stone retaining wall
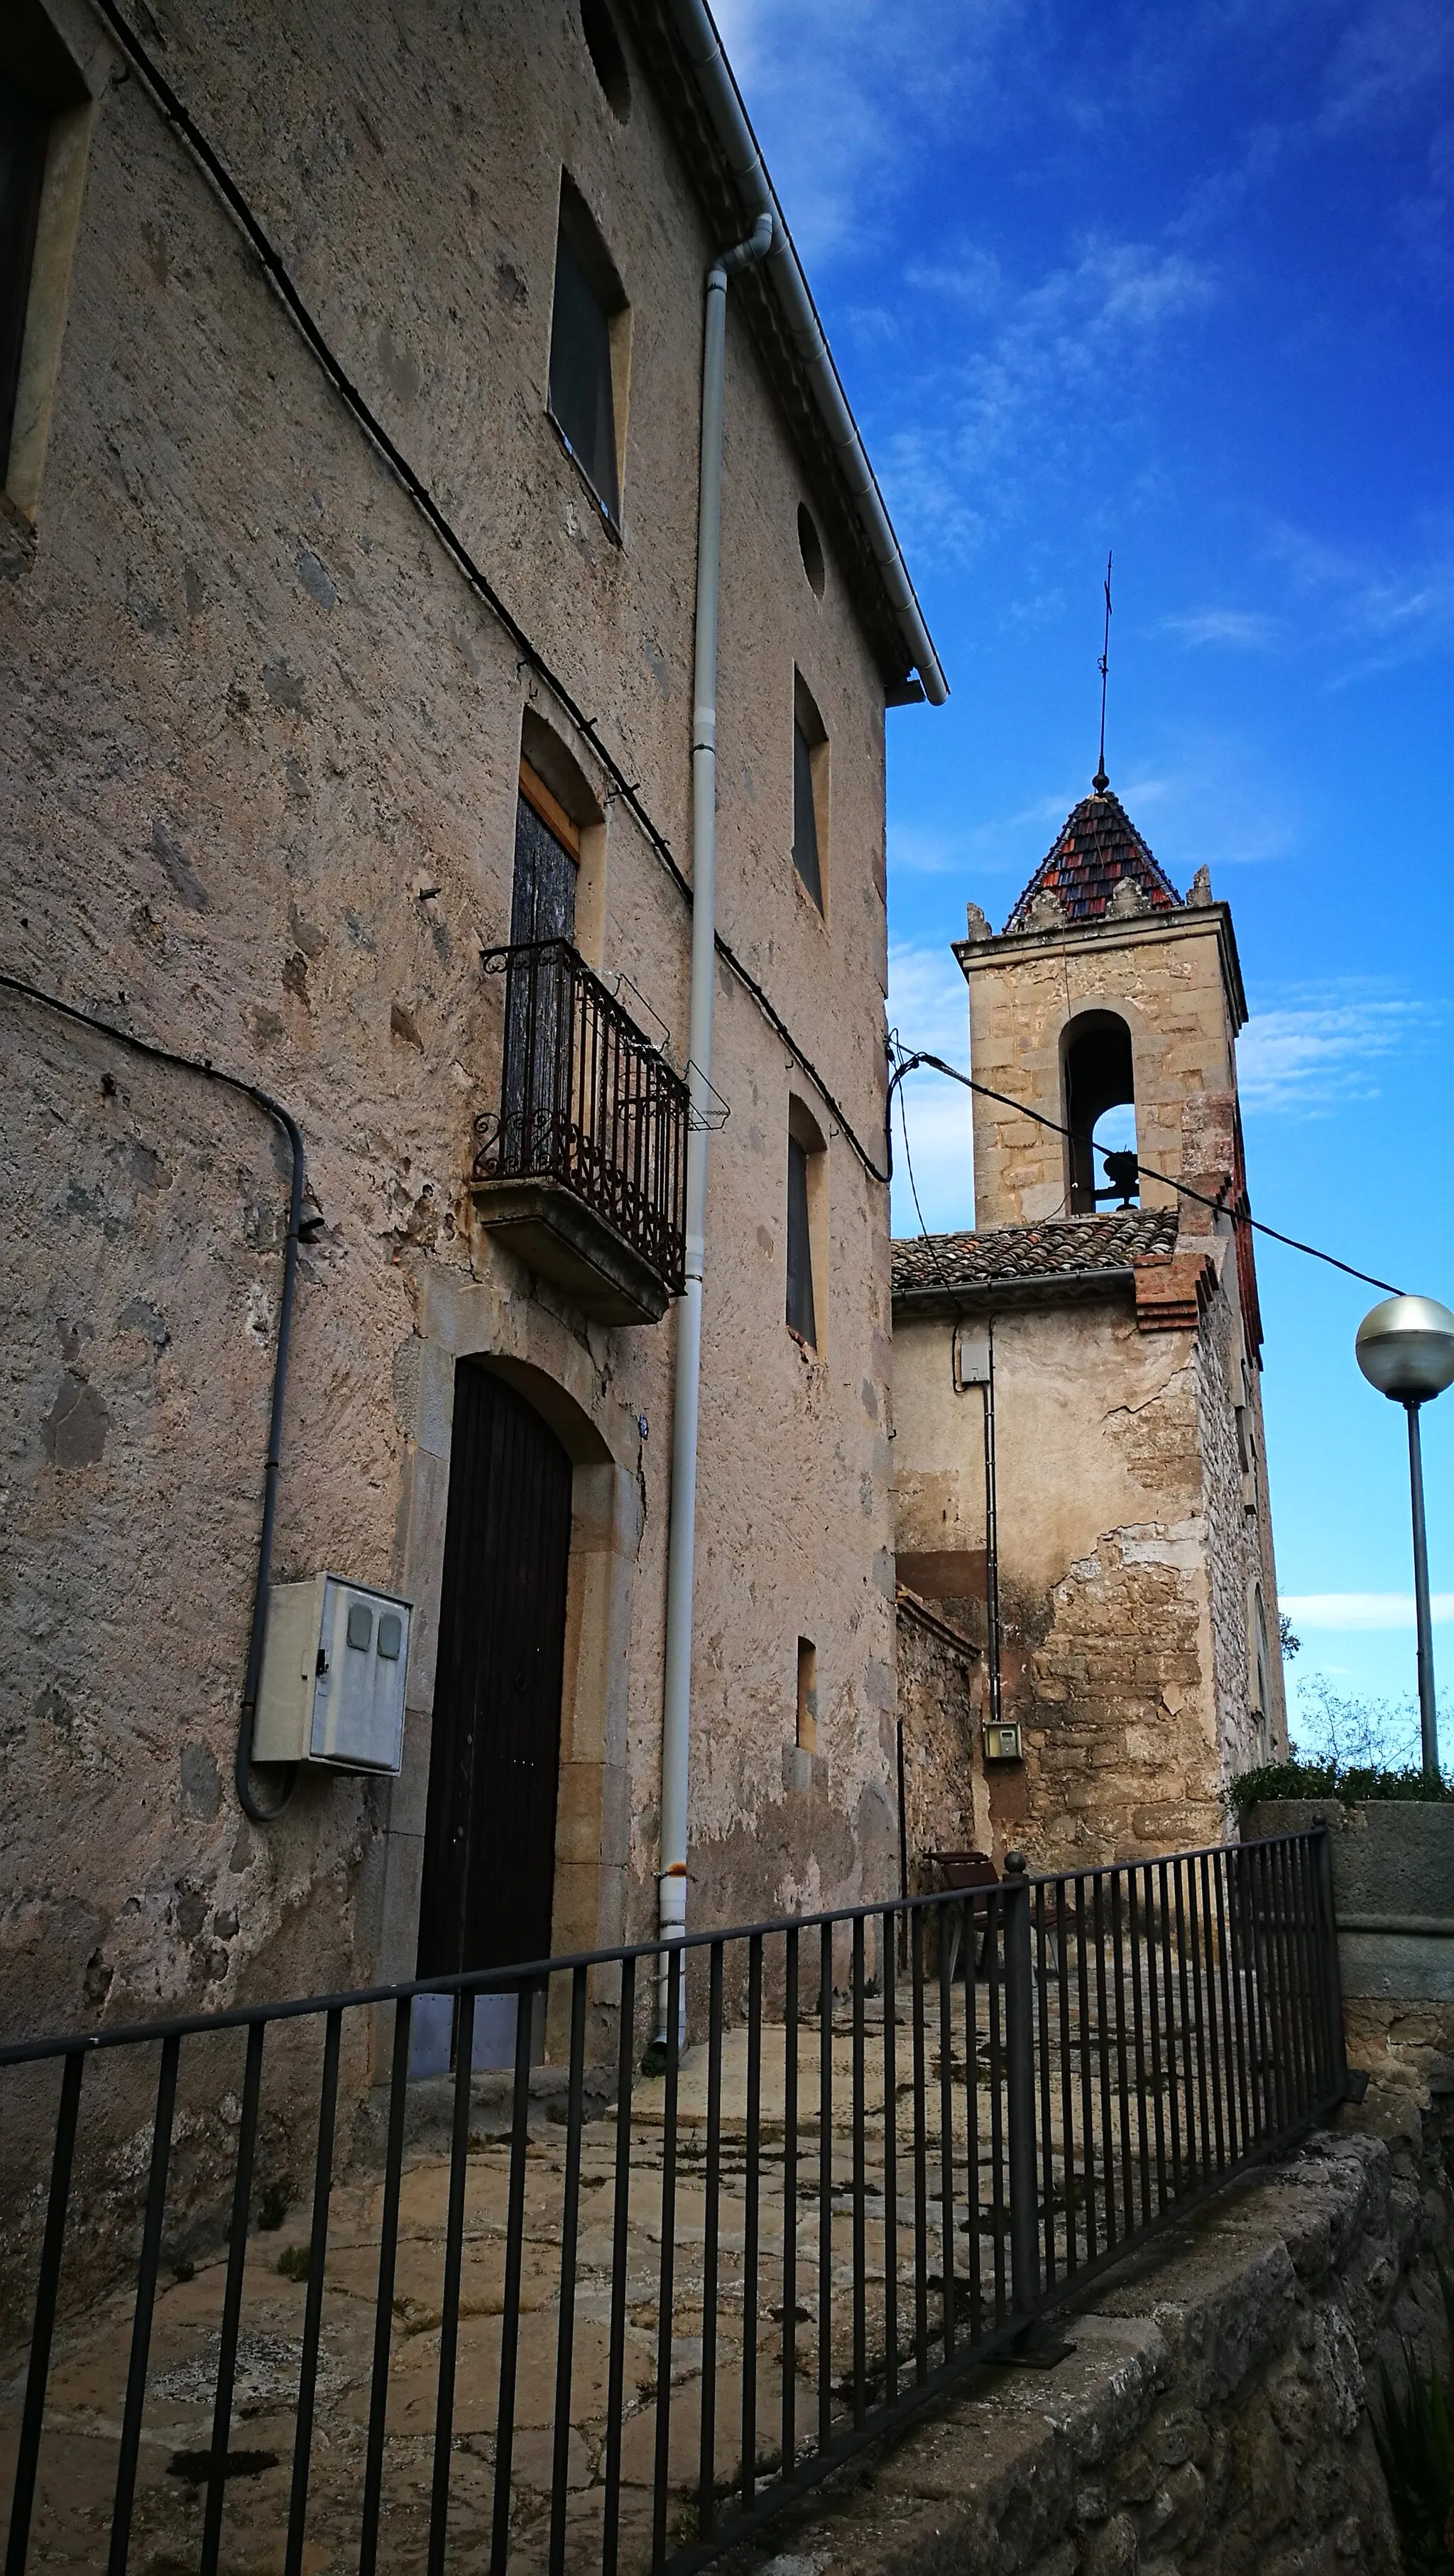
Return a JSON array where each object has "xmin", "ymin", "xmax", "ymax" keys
[{"xmin": 722, "ymin": 2113, "xmax": 1454, "ymax": 2576}]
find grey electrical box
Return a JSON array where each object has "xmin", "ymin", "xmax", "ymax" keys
[{"xmin": 253, "ymin": 1573, "xmax": 411, "ymax": 1774}]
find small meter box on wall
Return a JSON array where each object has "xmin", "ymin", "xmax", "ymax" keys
[
  {"xmin": 254, "ymin": 1574, "xmax": 412, "ymax": 1774},
  {"xmin": 983, "ymin": 1719, "xmax": 1023, "ymax": 1763}
]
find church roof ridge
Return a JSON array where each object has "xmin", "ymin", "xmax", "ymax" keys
[{"xmin": 1003, "ymin": 778, "xmax": 1182, "ymax": 932}]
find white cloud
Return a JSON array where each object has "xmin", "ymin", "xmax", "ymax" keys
[
  {"xmin": 1318, "ymin": 0, "xmax": 1454, "ymax": 136},
  {"xmin": 1161, "ymin": 608, "xmax": 1285, "ymax": 650},
  {"xmin": 887, "ymin": 819, "xmax": 968, "ymax": 878},
  {"xmin": 1281, "ymin": 1593, "xmax": 1454, "ymax": 1630},
  {"xmin": 713, "ymin": 0, "xmax": 1025, "ymax": 267},
  {"xmin": 879, "ymin": 237, "xmax": 1216, "ymax": 564},
  {"xmin": 887, "ymin": 939, "xmax": 968, "ymax": 1061},
  {"xmin": 887, "ymin": 942, "xmax": 977, "ymax": 1236},
  {"xmin": 1237, "ymin": 985, "xmax": 1438, "ymax": 1113},
  {"xmin": 1264, "ymin": 516, "xmax": 1454, "ymax": 679}
]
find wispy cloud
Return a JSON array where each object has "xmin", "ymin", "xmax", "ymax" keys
[
  {"xmin": 886, "ymin": 941, "xmax": 976, "ymax": 1236},
  {"xmin": 887, "ymin": 820, "xmax": 970, "ymax": 879},
  {"xmin": 887, "ymin": 940, "xmax": 968, "ymax": 1060},
  {"xmin": 1264, "ymin": 516, "xmax": 1454, "ymax": 678},
  {"xmin": 1237, "ymin": 983, "xmax": 1439, "ymax": 1112},
  {"xmin": 1160, "ymin": 608, "xmax": 1285, "ymax": 650},
  {"xmin": 1282, "ymin": 1593, "xmax": 1454, "ymax": 1630},
  {"xmin": 1317, "ymin": 0, "xmax": 1454, "ymax": 136},
  {"xmin": 878, "ymin": 237, "xmax": 1217, "ymax": 564},
  {"xmin": 713, "ymin": 0, "xmax": 1024, "ymax": 266}
]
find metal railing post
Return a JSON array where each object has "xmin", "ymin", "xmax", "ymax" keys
[{"xmin": 1002, "ymin": 1852, "xmax": 1041, "ymax": 2318}]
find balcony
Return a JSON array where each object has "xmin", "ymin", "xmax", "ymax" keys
[{"xmin": 471, "ymin": 939, "xmax": 689, "ymax": 1325}]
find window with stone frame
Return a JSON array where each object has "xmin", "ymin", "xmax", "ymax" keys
[
  {"xmin": 795, "ymin": 1637, "xmax": 818, "ymax": 1754},
  {"xmin": 792, "ymin": 672, "xmax": 827, "ymax": 911},
  {"xmin": 547, "ymin": 176, "xmax": 630, "ymax": 529},
  {"xmin": 785, "ymin": 1100, "xmax": 826, "ymax": 1349},
  {"xmin": 1, "ymin": 5, "xmax": 86, "ymax": 488}
]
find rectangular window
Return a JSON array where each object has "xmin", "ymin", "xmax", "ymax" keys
[
  {"xmin": 792, "ymin": 672, "xmax": 827, "ymax": 910},
  {"xmin": 792, "ymin": 719, "xmax": 822, "ymax": 908},
  {"xmin": 0, "ymin": 72, "xmax": 51, "ymax": 473},
  {"xmin": 786, "ymin": 1133, "xmax": 816, "ymax": 1346},
  {"xmin": 547, "ymin": 180, "xmax": 628, "ymax": 527},
  {"xmin": 796, "ymin": 1637, "xmax": 817, "ymax": 1755},
  {"xmin": 1, "ymin": 6, "xmax": 90, "ymax": 505}
]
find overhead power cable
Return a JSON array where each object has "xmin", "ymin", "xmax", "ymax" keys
[
  {"xmin": 886, "ymin": 1044, "xmax": 1403, "ymax": 1299},
  {"xmin": 92, "ymin": 0, "xmax": 889, "ymax": 1188}
]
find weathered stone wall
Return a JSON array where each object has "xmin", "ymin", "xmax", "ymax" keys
[
  {"xmin": 892, "ymin": 1292, "xmax": 1244, "ymax": 1866},
  {"xmin": 0, "ymin": 0, "xmax": 902, "ymax": 2075},
  {"xmin": 1196, "ymin": 1273, "xmax": 1288, "ymax": 1780},
  {"xmin": 893, "ymin": 1593, "xmax": 988, "ymax": 1883},
  {"xmin": 724, "ymin": 2119, "xmax": 1454, "ymax": 2576}
]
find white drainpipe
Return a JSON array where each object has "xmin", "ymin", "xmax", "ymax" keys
[{"xmin": 657, "ymin": 209, "xmax": 775, "ymax": 2040}]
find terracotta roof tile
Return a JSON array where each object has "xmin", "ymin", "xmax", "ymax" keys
[
  {"xmin": 1005, "ymin": 783, "xmax": 1182, "ymax": 931},
  {"xmin": 892, "ymin": 1208, "xmax": 1180, "ymax": 1297}
]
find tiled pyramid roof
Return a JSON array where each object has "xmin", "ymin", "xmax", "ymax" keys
[
  {"xmin": 892, "ymin": 1208, "xmax": 1179, "ymax": 1297},
  {"xmin": 1004, "ymin": 779, "xmax": 1182, "ymax": 931}
]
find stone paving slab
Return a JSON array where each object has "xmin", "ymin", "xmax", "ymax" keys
[{"xmin": 1, "ymin": 1972, "xmax": 1259, "ymax": 2575}]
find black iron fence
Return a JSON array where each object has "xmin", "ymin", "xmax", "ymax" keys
[
  {"xmin": 474, "ymin": 939, "xmax": 690, "ymax": 1297},
  {"xmin": 1, "ymin": 1834, "xmax": 1345, "ymax": 2576}
]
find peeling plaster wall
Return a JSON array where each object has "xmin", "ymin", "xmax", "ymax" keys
[
  {"xmin": 891, "ymin": 1281, "xmax": 1273, "ymax": 1868},
  {"xmin": 892, "ymin": 856, "xmax": 1284, "ymax": 1867},
  {"xmin": 0, "ymin": 0, "xmax": 900, "ymax": 2085},
  {"xmin": 894, "ymin": 1601, "xmax": 988, "ymax": 1883}
]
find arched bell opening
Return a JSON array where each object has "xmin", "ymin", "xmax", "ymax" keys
[{"xmin": 1062, "ymin": 1010, "xmax": 1138, "ymax": 1214}]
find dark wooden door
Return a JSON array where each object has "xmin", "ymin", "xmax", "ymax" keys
[{"xmin": 417, "ymin": 1363, "xmax": 573, "ymax": 1977}]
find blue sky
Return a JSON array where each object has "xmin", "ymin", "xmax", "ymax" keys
[{"xmin": 720, "ymin": 0, "xmax": 1454, "ymax": 1750}]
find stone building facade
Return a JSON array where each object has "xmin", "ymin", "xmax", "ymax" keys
[
  {"xmin": 892, "ymin": 777, "xmax": 1286, "ymax": 1870},
  {"xmin": 0, "ymin": 0, "xmax": 944, "ymax": 2058}
]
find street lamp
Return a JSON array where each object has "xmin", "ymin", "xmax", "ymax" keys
[{"xmin": 1355, "ymin": 1294, "xmax": 1454, "ymax": 1786}]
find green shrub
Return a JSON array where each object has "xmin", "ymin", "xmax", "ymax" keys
[
  {"xmin": 275, "ymin": 2243, "xmax": 311, "ymax": 2282},
  {"xmin": 1227, "ymin": 1756, "xmax": 1452, "ymax": 1818}
]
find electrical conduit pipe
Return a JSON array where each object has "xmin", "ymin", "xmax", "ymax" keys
[{"xmin": 657, "ymin": 210, "xmax": 775, "ymax": 2042}]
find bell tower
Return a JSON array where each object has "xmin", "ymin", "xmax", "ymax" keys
[
  {"xmin": 956, "ymin": 773, "xmax": 1251, "ymax": 1251},
  {"xmin": 886, "ymin": 758, "xmax": 1286, "ymax": 1863}
]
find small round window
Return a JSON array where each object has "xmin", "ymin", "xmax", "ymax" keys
[
  {"xmin": 797, "ymin": 503, "xmax": 825, "ymax": 598},
  {"xmin": 581, "ymin": 0, "xmax": 630, "ymax": 119}
]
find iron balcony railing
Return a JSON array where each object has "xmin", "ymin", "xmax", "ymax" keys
[
  {"xmin": 1, "ymin": 1833, "xmax": 1346, "ymax": 2576},
  {"xmin": 474, "ymin": 940, "xmax": 689, "ymax": 1297}
]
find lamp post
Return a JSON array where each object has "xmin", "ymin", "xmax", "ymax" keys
[{"xmin": 1355, "ymin": 1294, "xmax": 1454, "ymax": 1786}]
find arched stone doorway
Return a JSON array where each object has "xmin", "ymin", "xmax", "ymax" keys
[
  {"xmin": 417, "ymin": 1362, "xmax": 574, "ymax": 1984},
  {"xmin": 379, "ymin": 1289, "xmax": 643, "ymax": 2079}
]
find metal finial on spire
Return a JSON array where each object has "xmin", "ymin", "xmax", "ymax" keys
[{"xmin": 1093, "ymin": 550, "xmax": 1112, "ymax": 792}]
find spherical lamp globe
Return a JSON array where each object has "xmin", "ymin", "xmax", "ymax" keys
[{"xmin": 1355, "ymin": 1295, "xmax": 1454, "ymax": 1404}]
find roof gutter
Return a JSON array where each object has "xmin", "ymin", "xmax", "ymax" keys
[{"xmin": 665, "ymin": 0, "xmax": 949, "ymax": 709}]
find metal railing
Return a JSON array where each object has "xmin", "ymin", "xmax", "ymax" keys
[
  {"xmin": 473, "ymin": 940, "xmax": 689, "ymax": 1297},
  {"xmin": 0, "ymin": 1833, "xmax": 1345, "ymax": 2576}
]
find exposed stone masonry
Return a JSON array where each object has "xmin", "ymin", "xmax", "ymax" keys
[{"xmin": 725, "ymin": 2116, "xmax": 1454, "ymax": 2576}]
